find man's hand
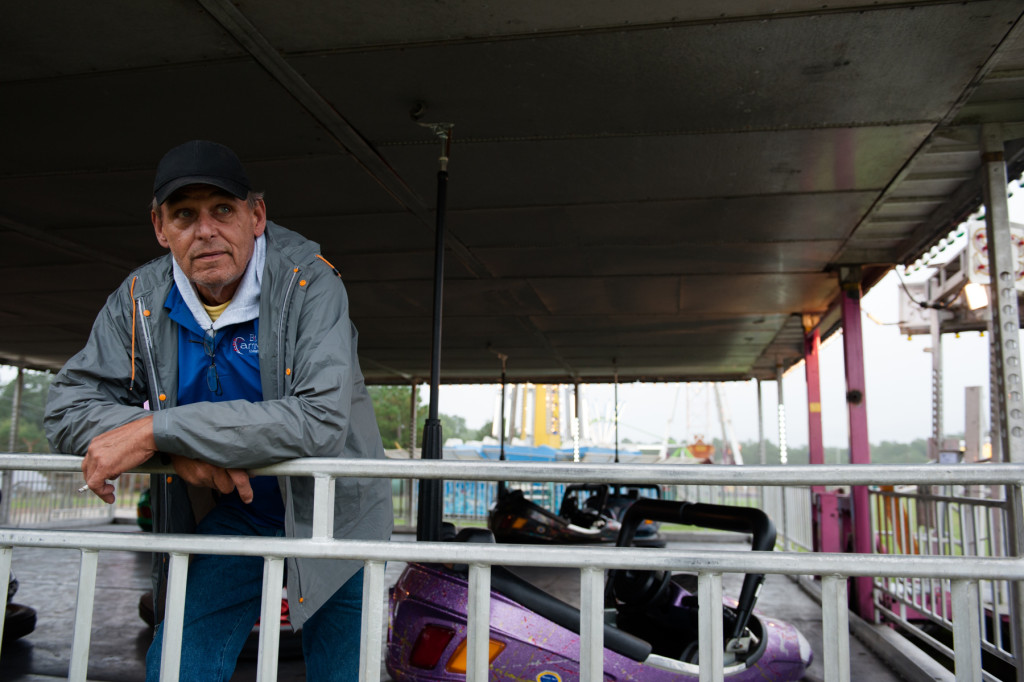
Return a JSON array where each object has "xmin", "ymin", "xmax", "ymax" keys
[
  {"xmin": 170, "ymin": 456, "xmax": 254, "ymax": 503},
  {"xmin": 83, "ymin": 416, "xmax": 157, "ymax": 503}
]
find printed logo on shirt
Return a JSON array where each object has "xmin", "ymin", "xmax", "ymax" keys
[
  {"xmin": 536, "ymin": 673, "xmax": 562, "ymax": 682},
  {"xmin": 232, "ymin": 333, "xmax": 259, "ymax": 355}
]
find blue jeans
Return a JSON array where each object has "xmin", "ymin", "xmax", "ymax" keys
[{"xmin": 146, "ymin": 505, "xmax": 364, "ymax": 681}]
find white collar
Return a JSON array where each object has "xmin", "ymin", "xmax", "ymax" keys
[{"xmin": 171, "ymin": 233, "xmax": 265, "ymax": 331}]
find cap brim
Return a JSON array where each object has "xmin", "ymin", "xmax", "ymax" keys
[{"xmin": 154, "ymin": 175, "xmax": 249, "ymax": 205}]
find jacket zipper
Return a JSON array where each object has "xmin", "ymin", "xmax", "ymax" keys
[
  {"xmin": 136, "ymin": 295, "xmax": 164, "ymax": 411},
  {"xmin": 276, "ymin": 268, "xmax": 300, "ymax": 390}
]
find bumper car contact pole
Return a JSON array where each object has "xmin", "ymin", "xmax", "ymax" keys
[
  {"xmin": 416, "ymin": 122, "xmax": 453, "ymax": 542},
  {"xmin": 498, "ymin": 353, "xmax": 508, "ymax": 499}
]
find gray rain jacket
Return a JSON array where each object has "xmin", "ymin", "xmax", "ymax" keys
[{"xmin": 45, "ymin": 222, "xmax": 394, "ymax": 627}]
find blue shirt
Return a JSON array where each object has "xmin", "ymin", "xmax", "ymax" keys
[{"xmin": 166, "ymin": 284, "xmax": 285, "ymax": 529}]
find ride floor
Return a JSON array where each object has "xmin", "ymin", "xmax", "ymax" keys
[{"xmin": 0, "ymin": 525, "xmax": 903, "ymax": 682}]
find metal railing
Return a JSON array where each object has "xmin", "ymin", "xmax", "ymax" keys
[
  {"xmin": 2, "ymin": 454, "xmax": 1023, "ymax": 682},
  {"xmin": 0, "ymin": 468, "xmax": 148, "ymax": 528},
  {"xmin": 872, "ymin": 483, "xmax": 1016, "ymax": 680},
  {"xmin": 762, "ymin": 485, "xmax": 815, "ymax": 553}
]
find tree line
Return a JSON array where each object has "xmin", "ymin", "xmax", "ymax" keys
[{"xmin": 0, "ymin": 375, "xmax": 488, "ymax": 454}]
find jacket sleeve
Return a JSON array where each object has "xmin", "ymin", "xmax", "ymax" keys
[
  {"xmin": 44, "ymin": 280, "xmax": 152, "ymax": 455},
  {"xmin": 149, "ymin": 264, "xmax": 377, "ymax": 468}
]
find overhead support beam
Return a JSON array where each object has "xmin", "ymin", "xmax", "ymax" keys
[{"xmin": 195, "ymin": 0, "xmax": 493, "ymax": 281}]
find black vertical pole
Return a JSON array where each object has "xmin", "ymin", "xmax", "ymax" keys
[
  {"xmin": 417, "ymin": 125, "xmax": 452, "ymax": 542},
  {"xmin": 613, "ymin": 360, "xmax": 620, "ymax": 465},
  {"xmin": 498, "ymin": 353, "xmax": 508, "ymax": 499}
]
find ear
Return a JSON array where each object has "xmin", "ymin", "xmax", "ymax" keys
[
  {"xmin": 252, "ymin": 197, "xmax": 267, "ymax": 238},
  {"xmin": 151, "ymin": 208, "xmax": 170, "ymax": 249}
]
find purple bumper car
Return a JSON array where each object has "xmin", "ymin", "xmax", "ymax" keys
[{"xmin": 387, "ymin": 501, "xmax": 812, "ymax": 681}]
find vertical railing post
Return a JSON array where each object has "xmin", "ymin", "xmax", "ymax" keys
[
  {"xmin": 256, "ymin": 557, "xmax": 285, "ymax": 682},
  {"xmin": 0, "ymin": 546, "xmax": 12, "ymax": 655},
  {"xmin": 359, "ymin": 560, "xmax": 387, "ymax": 682},
  {"xmin": 0, "ymin": 368, "xmax": 24, "ymax": 526},
  {"xmin": 69, "ymin": 549, "xmax": 99, "ymax": 681},
  {"xmin": 160, "ymin": 552, "xmax": 190, "ymax": 682},
  {"xmin": 952, "ymin": 579, "xmax": 983, "ymax": 682},
  {"xmin": 467, "ymin": 563, "xmax": 492, "ymax": 680},
  {"xmin": 840, "ymin": 266, "xmax": 876, "ymax": 621},
  {"xmin": 579, "ymin": 566, "xmax": 604, "ymax": 681},
  {"xmin": 311, "ymin": 474, "xmax": 336, "ymax": 540},
  {"xmin": 698, "ymin": 572, "xmax": 725, "ymax": 682},
  {"xmin": 822, "ymin": 574, "xmax": 851, "ymax": 682}
]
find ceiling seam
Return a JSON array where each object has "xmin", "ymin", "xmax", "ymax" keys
[{"xmin": 194, "ymin": 0, "xmax": 494, "ymax": 282}]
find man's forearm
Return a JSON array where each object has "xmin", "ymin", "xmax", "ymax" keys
[{"xmin": 81, "ymin": 416, "xmax": 157, "ymax": 503}]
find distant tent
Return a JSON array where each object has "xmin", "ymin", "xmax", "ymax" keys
[{"xmin": 686, "ymin": 436, "xmax": 715, "ymax": 462}]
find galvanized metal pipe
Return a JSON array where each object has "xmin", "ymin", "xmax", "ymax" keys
[
  {"xmin": 822, "ymin": 574, "xmax": 851, "ymax": 682},
  {"xmin": 467, "ymin": 563, "xmax": 492, "ymax": 681},
  {"xmin": 311, "ymin": 473, "xmax": 335, "ymax": 539},
  {"xmin": 159, "ymin": 552, "xmax": 189, "ymax": 682},
  {"xmin": 359, "ymin": 559, "xmax": 386, "ymax": 682},
  {"xmin": 698, "ymin": 572, "xmax": 724, "ymax": 682},
  {"xmin": 0, "ymin": 546, "xmax": 11, "ymax": 655},
  {"xmin": 951, "ymin": 579, "xmax": 982, "ymax": 681},
  {"xmin": 256, "ymin": 557, "xmax": 285, "ymax": 682},
  {"xmin": 580, "ymin": 566, "xmax": 604, "ymax": 681},
  {"xmin": 5, "ymin": 454, "xmax": 1023, "ymax": 487},
  {"xmin": 5, "ymin": 528, "xmax": 1023, "ymax": 580},
  {"xmin": 4, "ymin": 455, "xmax": 1024, "ymax": 680},
  {"xmin": 69, "ymin": 549, "xmax": 98, "ymax": 681}
]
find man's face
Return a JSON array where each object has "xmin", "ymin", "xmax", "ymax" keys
[{"xmin": 152, "ymin": 185, "xmax": 266, "ymax": 305}]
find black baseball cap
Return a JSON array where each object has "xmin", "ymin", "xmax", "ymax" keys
[{"xmin": 153, "ymin": 140, "xmax": 251, "ymax": 205}]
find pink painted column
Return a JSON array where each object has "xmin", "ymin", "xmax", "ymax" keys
[
  {"xmin": 841, "ymin": 276, "xmax": 875, "ymax": 621},
  {"xmin": 804, "ymin": 322, "xmax": 825, "ymax": 474},
  {"xmin": 805, "ymin": 321, "xmax": 842, "ymax": 556}
]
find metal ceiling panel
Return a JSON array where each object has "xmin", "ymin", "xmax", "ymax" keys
[
  {"xmin": 0, "ymin": 1, "xmax": 1022, "ymax": 384},
  {"xmin": 2, "ymin": 2, "xmax": 245, "ymax": 80},
  {"xmin": 291, "ymin": 4, "xmax": 1013, "ymax": 139},
  {"xmin": 378, "ymin": 127, "xmax": 932, "ymax": 212},
  {"xmin": 240, "ymin": 0, "xmax": 933, "ymax": 52},
  {"xmin": 470, "ymin": 242, "xmax": 843, "ymax": 277},
  {"xmin": 446, "ymin": 193, "xmax": 877, "ymax": 248}
]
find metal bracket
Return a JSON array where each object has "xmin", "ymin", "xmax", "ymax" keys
[{"xmin": 418, "ymin": 122, "xmax": 454, "ymax": 170}]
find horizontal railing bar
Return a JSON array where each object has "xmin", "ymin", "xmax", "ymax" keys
[
  {"xmin": 3, "ymin": 454, "xmax": 1024, "ymax": 486},
  {"xmin": 3, "ymin": 529, "xmax": 1023, "ymax": 580}
]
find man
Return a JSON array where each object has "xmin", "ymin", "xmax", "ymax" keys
[{"xmin": 45, "ymin": 140, "xmax": 394, "ymax": 681}]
